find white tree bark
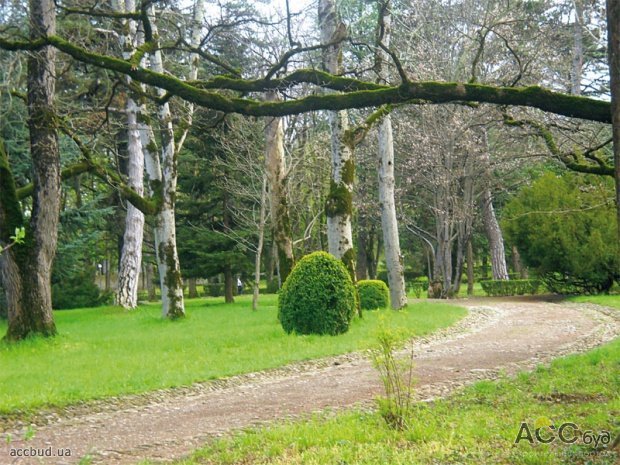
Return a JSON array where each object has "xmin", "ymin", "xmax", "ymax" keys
[
  {"xmin": 376, "ymin": 2, "xmax": 407, "ymax": 309},
  {"xmin": 142, "ymin": 5, "xmax": 185, "ymax": 318},
  {"xmin": 116, "ymin": 0, "xmax": 145, "ymax": 309},
  {"xmin": 319, "ymin": 0, "xmax": 355, "ymax": 278},
  {"xmin": 264, "ymin": 91, "xmax": 294, "ymax": 283}
]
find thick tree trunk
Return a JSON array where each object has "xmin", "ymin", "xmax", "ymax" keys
[
  {"xmin": 319, "ymin": 0, "xmax": 356, "ymax": 280},
  {"xmin": 3, "ymin": 0, "xmax": 60, "ymax": 340},
  {"xmin": 143, "ymin": 6, "xmax": 184, "ymax": 318},
  {"xmin": 253, "ymin": 176, "xmax": 267, "ymax": 311},
  {"xmin": 116, "ymin": 0, "xmax": 144, "ymax": 309},
  {"xmin": 607, "ymin": 0, "xmax": 620, "ymax": 253},
  {"xmin": 264, "ymin": 91, "xmax": 294, "ymax": 283},
  {"xmin": 375, "ymin": 3, "xmax": 407, "ymax": 309}
]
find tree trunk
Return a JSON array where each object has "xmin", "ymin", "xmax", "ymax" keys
[
  {"xmin": 0, "ymin": 142, "xmax": 26, "ymax": 339},
  {"xmin": 376, "ymin": 2, "xmax": 407, "ymax": 310},
  {"xmin": 355, "ymin": 214, "xmax": 370, "ymax": 281},
  {"xmin": 481, "ymin": 189, "xmax": 510, "ymax": 280},
  {"xmin": 370, "ymin": 230, "xmax": 381, "ymax": 279},
  {"xmin": 253, "ymin": 176, "xmax": 267, "ymax": 311},
  {"xmin": 264, "ymin": 91, "xmax": 294, "ymax": 283},
  {"xmin": 607, "ymin": 0, "xmax": 620, "ymax": 254},
  {"xmin": 188, "ymin": 277, "xmax": 198, "ymax": 298},
  {"xmin": 2, "ymin": 0, "xmax": 60, "ymax": 340},
  {"xmin": 319, "ymin": 0, "xmax": 356, "ymax": 280},
  {"xmin": 572, "ymin": 0, "xmax": 584, "ymax": 96},
  {"xmin": 142, "ymin": 6, "xmax": 185, "ymax": 318},
  {"xmin": 512, "ymin": 245, "xmax": 528, "ymax": 279},
  {"xmin": 466, "ymin": 240, "xmax": 474, "ymax": 296},
  {"xmin": 224, "ymin": 267, "xmax": 234, "ymax": 303},
  {"xmin": 116, "ymin": 0, "xmax": 145, "ymax": 310},
  {"xmin": 146, "ymin": 262, "xmax": 157, "ymax": 301},
  {"xmin": 480, "ymin": 132, "xmax": 509, "ymax": 281},
  {"xmin": 377, "ymin": 115, "xmax": 407, "ymax": 308},
  {"xmin": 223, "ymin": 191, "xmax": 234, "ymax": 304}
]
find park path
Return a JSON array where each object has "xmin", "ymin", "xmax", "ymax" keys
[{"xmin": 1, "ymin": 297, "xmax": 618, "ymax": 465}]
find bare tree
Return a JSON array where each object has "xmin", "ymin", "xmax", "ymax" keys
[
  {"xmin": 264, "ymin": 91, "xmax": 294, "ymax": 284},
  {"xmin": 376, "ymin": 0, "xmax": 407, "ymax": 309},
  {"xmin": 115, "ymin": 0, "xmax": 145, "ymax": 309},
  {"xmin": 319, "ymin": 0, "xmax": 356, "ymax": 279},
  {"xmin": 1, "ymin": 0, "xmax": 59, "ymax": 339}
]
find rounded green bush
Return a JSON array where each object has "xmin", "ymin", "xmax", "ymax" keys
[
  {"xmin": 278, "ymin": 251, "xmax": 357, "ymax": 335},
  {"xmin": 357, "ymin": 280, "xmax": 389, "ymax": 310}
]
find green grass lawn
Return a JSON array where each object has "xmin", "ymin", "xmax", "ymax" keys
[
  {"xmin": 0, "ymin": 295, "xmax": 466, "ymax": 415},
  {"xmin": 569, "ymin": 294, "xmax": 620, "ymax": 310},
  {"xmin": 159, "ymin": 337, "xmax": 620, "ymax": 465}
]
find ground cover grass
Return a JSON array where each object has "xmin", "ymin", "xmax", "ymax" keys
[
  {"xmin": 0, "ymin": 295, "xmax": 465, "ymax": 414},
  {"xmin": 569, "ymin": 294, "xmax": 620, "ymax": 310},
  {"xmin": 158, "ymin": 337, "xmax": 620, "ymax": 465}
]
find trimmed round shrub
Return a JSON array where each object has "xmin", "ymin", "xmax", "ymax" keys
[
  {"xmin": 278, "ymin": 251, "xmax": 356, "ymax": 335},
  {"xmin": 357, "ymin": 280, "xmax": 389, "ymax": 310}
]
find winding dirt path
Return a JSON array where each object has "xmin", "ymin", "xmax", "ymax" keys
[{"xmin": 1, "ymin": 297, "xmax": 618, "ymax": 465}]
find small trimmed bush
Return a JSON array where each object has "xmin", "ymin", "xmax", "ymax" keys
[
  {"xmin": 358, "ymin": 280, "xmax": 390, "ymax": 310},
  {"xmin": 278, "ymin": 251, "xmax": 357, "ymax": 335},
  {"xmin": 480, "ymin": 279, "xmax": 541, "ymax": 297}
]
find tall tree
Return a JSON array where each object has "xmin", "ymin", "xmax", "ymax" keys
[
  {"xmin": 115, "ymin": 0, "xmax": 145, "ymax": 309},
  {"xmin": 319, "ymin": 0, "xmax": 356, "ymax": 279},
  {"xmin": 608, "ymin": 0, "xmax": 620, "ymax": 251},
  {"xmin": 0, "ymin": 0, "xmax": 59, "ymax": 340},
  {"xmin": 140, "ymin": 5, "xmax": 186, "ymax": 318},
  {"xmin": 479, "ymin": 130, "xmax": 509, "ymax": 281},
  {"xmin": 264, "ymin": 91, "xmax": 294, "ymax": 284},
  {"xmin": 375, "ymin": 0, "xmax": 407, "ymax": 309}
]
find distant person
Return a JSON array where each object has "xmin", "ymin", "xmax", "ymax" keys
[{"xmin": 237, "ymin": 277, "xmax": 243, "ymax": 295}]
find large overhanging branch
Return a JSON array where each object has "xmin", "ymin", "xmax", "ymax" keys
[{"xmin": 0, "ymin": 35, "xmax": 612, "ymax": 122}]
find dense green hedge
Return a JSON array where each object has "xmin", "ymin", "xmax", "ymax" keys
[
  {"xmin": 357, "ymin": 280, "xmax": 389, "ymax": 310},
  {"xmin": 278, "ymin": 251, "xmax": 357, "ymax": 335},
  {"xmin": 480, "ymin": 279, "xmax": 541, "ymax": 297}
]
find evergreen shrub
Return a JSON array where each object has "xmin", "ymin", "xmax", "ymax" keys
[
  {"xmin": 358, "ymin": 280, "xmax": 390, "ymax": 310},
  {"xmin": 480, "ymin": 279, "xmax": 541, "ymax": 297},
  {"xmin": 278, "ymin": 251, "xmax": 356, "ymax": 335}
]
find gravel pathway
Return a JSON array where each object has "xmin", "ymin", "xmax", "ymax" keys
[{"xmin": 1, "ymin": 297, "xmax": 618, "ymax": 465}]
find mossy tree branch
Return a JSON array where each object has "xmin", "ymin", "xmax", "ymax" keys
[
  {"xmin": 0, "ymin": 35, "xmax": 613, "ymax": 122},
  {"xmin": 16, "ymin": 162, "xmax": 93, "ymax": 200},
  {"xmin": 65, "ymin": 132, "xmax": 162, "ymax": 215},
  {"xmin": 503, "ymin": 114, "xmax": 614, "ymax": 176}
]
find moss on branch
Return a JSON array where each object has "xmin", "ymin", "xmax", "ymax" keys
[
  {"xmin": 504, "ymin": 114, "xmax": 614, "ymax": 176},
  {"xmin": 16, "ymin": 162, "xmax": 93, "ymax": 200},
  {"xmin": 0, "ymin": 35, "xmax": 612, "ymax": 122}
]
